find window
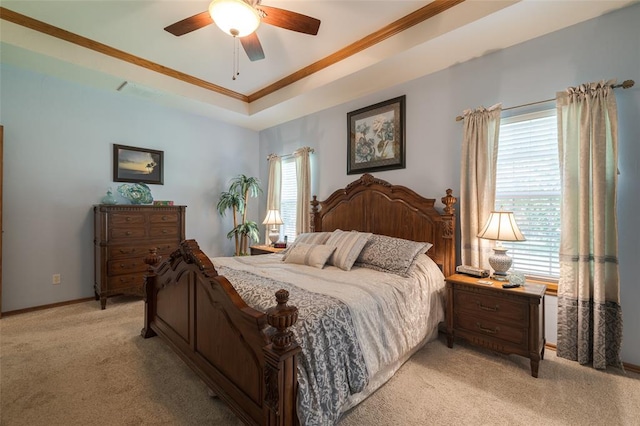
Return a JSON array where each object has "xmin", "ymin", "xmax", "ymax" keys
[
  {"xmin": 495, "ymin": 110, "xmax": 560, "ymax": 280},
  {"xmin": 280, "ymin": 157, "xmax": 297, "ymax": 243}
]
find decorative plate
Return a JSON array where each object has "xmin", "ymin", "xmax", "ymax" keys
[{"xmin": 117, "ymin": 183, "xmax": 153, "ymax": 205}]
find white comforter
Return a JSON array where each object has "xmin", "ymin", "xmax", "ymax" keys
[{"xmin": 212, "ymin": 253, "xmax": 446, "ymax": 424}]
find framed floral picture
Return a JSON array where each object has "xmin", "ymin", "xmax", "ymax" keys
[
  {"xmin": 347, "ymin": 95, "xmax": 406, "ymax": 175},
  {"xmin": 113, "ymin": 144, "xmax": 164, "ymax": 185}
]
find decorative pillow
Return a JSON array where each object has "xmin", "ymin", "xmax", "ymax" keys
[
  {"xmin": 281, "ymin": 232, "xmax": 332, "ymax": 261},
  {"xmin": 325, "ymin": 230, "xmax": 372, "ymax": 271},
  {"xmin": 355, "ymin": 234, "xmax": 433, "ymax": 277},
  {"xmin": 283, "ymin": 243, "xmax": 336, "ymax": 269}
]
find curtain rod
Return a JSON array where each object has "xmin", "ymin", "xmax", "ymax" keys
[
  {"xmin": 455, "ymin": 79, "xmax": 635, "ymax": 122},
  {"xmin": 267, "ymin": 147, "xmax": 315, "ymax": 161}
]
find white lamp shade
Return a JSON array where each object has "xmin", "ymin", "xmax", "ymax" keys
[
  {"xmin": 209, "ymin": 0, "xmax": 261, "ymax": 37},
  {"xmin": 477, "ymin": 211, "xmax": 526, "ymax": 241},
  {"xmin": 262, "ymin": 209, "xmax": 284, "ymax": 226}
]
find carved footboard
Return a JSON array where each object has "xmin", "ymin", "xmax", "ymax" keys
[{"xmin": 141, "ymin": 240, "xmax": 300, "ymax": 426}]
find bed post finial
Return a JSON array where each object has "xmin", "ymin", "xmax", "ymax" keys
[
  {"xmin": 441, "ymin": 189, "xmax": 457, "ymax": 215},
  {"xmin": 144, "ymin": 248, "xmax": 162, "ymax": 271},
  {"xmin": 311, "ymin": 196, "xmax": 319, "ymax": 232},
  {"xmin": 266, "ymin": 289, "xmax": 299, "ymax": 351}
]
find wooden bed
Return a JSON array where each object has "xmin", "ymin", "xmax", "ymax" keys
[{"xmin": 141, "ymin": 173, "xmax": 456, "ymax": 426}]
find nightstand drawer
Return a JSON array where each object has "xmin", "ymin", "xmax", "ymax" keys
[
  {"xmin": 455, "ymin": 290, "xmax": 527, "ymax": 323},
  {"xmin": 455, "ymin": 314, "xmax": 527, "ymax": 346}
]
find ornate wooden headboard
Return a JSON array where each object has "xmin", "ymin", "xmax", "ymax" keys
[{"xmin": 310, "ymin": 173, "xmax": 457, "ymax": 277}]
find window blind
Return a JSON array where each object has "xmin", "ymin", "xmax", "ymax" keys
[
  {"xmin": 495, "ymin": 110, "xmax": 560, "ymax": 279},
  {"xmin": 280, "ymin": 157, "xmax": 298, "ymax": 242}
]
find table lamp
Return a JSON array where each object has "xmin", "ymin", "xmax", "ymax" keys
[
  {"xmin": 477, "ymin": 210, "xmax": 526, "ymax": 280},
  {"xmin": 262, "ymin": 209, "xmax": 284, "ymax": 246}
]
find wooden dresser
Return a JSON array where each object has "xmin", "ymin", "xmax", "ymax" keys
[
  {"xmin": 93, "ymin": 204, "xmax": 186, "ymax": 309},
  {"xmin": 444, "ymin": 273, "xmax": 546, "ymax": 377}
]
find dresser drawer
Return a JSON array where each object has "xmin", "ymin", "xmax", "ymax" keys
[
  {"xmin": 455, "ymin": 313, "xmax": 527, "ymax": 346},
  {"xmin": 107, "ymin": 273, "xmax": 145, "ymax": 291},
  {"xmin": 149, "ymin": 212, "xmax": 180, "ymax": 224},
  {"xmin": 454, "ymin": 289, "xmax": 527, "ymax": 323},
  {"xmin": 108, "ymin": 257, "xmax": 148, "ymax": 275},
  {"xmin": 110, "ymin": 227, "xmax": 146, "ymax": 241},
  {"xmin": 109, "ymin": 242, "xmax": 178, "ymax": 260},
  {"xmin": 149, "ymin": 226, "xmax": 180, "ymax": 239},
  {"xmin": 109, "ymin": 212, "xmax": 147, "ymax": 226}
]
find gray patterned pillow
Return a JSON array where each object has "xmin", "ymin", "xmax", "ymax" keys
[
  {"xmin": 325, "ymin": 230, "xmax": 372, "ymax": 271},
  {"xmin": 281, "ymin": 232, "xmax": 332, "ymax": 261},
  {"xmin": 355, "ymin": 234, "xmax": 433, "ymax": 277},
  {"xmin": 283, "ymin": 243, "xmax": 336, "ymax": 269}
]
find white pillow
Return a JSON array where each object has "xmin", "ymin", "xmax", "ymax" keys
[
  {"xmin": 283, "ymin": 243, "xmax": 336, "ymax": 269},
  {"xmin": 281, "ymin": 232, "xmax": 332, "ymax": 261},
  {"xmin": 325, "ymin": 230, "xmax": 372, "ymax": 271}
]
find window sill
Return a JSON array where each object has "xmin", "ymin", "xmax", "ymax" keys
[{"xmin": 526, "ymin": 277, "xmax": 558, "ymax": 296}]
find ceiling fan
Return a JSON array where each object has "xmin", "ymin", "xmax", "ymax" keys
[{"xmin": 164, "ymin": 0, "xmax": 321, "ymax": 62}]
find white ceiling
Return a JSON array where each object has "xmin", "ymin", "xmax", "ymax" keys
[{"xmin": 1, "ymin": 0, "xmax": 636, "ymax": 131}]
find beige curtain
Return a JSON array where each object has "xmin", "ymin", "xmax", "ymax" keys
[
  {"xmin": 294, "ymin": 147, "xmax": 314, "ymax": 235},
  {"xmin": 556, "ymin": 80, "xmax": 623, "ymax": 369},
  {"xmin": 460, "ymin": 104, "xmax": 502, "ymax": 270},
  {"xmin": 264, "ymin": 154, "xmax": 281, "ymax": 244}
]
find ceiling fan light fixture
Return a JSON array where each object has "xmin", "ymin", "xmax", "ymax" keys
[{"xmin": 209, "ymin": 0, "xmax": 261, "ymax": 38}]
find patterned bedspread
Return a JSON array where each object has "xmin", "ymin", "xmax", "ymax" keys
[{"xmin": 212, "ymin": 254, "xmax": 445, "ymax": 426}]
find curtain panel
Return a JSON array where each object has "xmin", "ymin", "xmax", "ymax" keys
[
  {"xmin": 460, "ymin": 104, "xmax": 502, "ymax": 270},
  {"xmin": 265, "ymin": 154, "xmax": 282, "ymax": 244},
  {"xmin": 294, "ymin": 147, "xmax": 313, "ymax": 235},
  {"xmin": 556, "ymin": 80, "xmax": 623, "ymax": 369}
]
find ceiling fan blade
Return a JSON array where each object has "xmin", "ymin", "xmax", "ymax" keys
[
  {"xmin": 240, "ymin": 32, "xmax": 265, "ymax": 61},
  {"xmin": 164, "ymin": 11, "xmax": 213, "ymax": 36},
  {"xmin": 257, "ymin": 5, "xmax": 321, "ymax": 35}
]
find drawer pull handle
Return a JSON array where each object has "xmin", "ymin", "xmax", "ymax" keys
[
  {"xmin": 476, "ymin": 323, "xmax": 499, "ymax": 334},
  {"xmin": 162, "ymin": 229, "xmax": 168, "ymax": 234},
  {"xmin": 126, "ymin": 217, "xmax": 132, "ymax": 222},
  {"xmin": 477, "ymin": 302, "xmax": 499, "ymax": 312},
  {"xmin": 162, "ymin": 216, "xmax": 168, "ymax": 220},
  {"xmin": 126, "ymin": 231, "xmax": 132, "ymax": 236}
]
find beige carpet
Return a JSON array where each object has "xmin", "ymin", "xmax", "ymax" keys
[{"xmin": 1, "ymin": 296, "xmax": 639, "ymax": 426}]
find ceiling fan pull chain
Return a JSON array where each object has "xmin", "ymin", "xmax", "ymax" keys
[{"xmin": 232, "ymin": 36, "xmax": 240, "ymax": 80}]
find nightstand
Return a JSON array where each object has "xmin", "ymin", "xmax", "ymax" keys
[
  {"xmin": 249, "ymin": 245, "xmax": 285, "ymax": 255},
  {"xmin": 444, "ymin": 273, "xmax": 546, "ymax": 377}
]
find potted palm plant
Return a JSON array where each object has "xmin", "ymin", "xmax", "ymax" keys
[{"xmin": 216, "ymin": 174, "xmax": 262, "ymax": 256}]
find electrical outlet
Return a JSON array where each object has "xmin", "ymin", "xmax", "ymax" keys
[{"xmin": 52, "ymin": 274, "xmax": 61, "ymax": 285}]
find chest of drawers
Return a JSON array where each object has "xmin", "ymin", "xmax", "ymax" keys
[
  {"xmin": 94, "ymin": 205, "xmax": 186, "ymax": 309},
  {"xmin": 444, "ymin": 273, "xmax": 546, "ymax": 377}
]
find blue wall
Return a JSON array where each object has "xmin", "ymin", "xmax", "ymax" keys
[{"xmin": 0, "ymin": 65, "xmax": 260, "ymax": 311}]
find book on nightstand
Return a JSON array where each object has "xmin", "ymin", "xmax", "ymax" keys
[{"xmin": 153, "ymin": 200, "xmax": 174, "ymax": 206}]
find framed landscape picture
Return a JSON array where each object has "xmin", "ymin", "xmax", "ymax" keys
[
  {"xmin": 347, "ymin": 95, "xmax": 406, "ymax": 175},
  {"xmin": 113, "ymin": 144, "xmax": 164, "ymax": 185}
]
